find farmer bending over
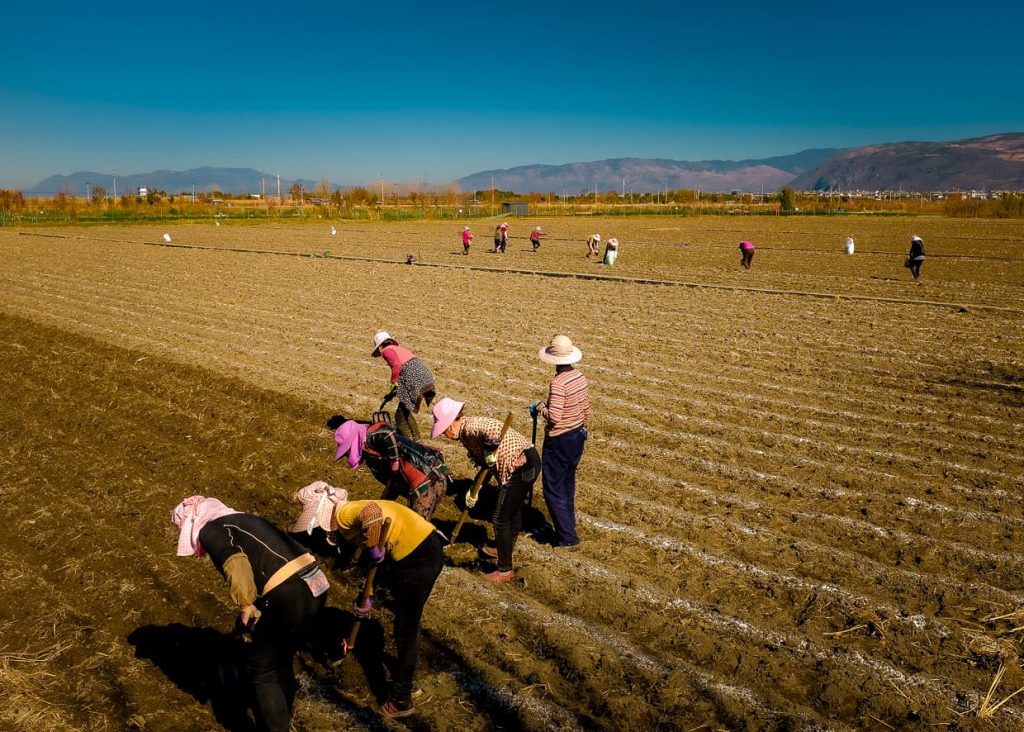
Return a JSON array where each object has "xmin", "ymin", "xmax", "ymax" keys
[
  {"xmin": 293, "ymin": 484, "xmax": 444, "ymax": 719},
  {"xmin": 171, "ymin": 495, "xmax": 329, "ymax": 732},
  {"xmin": 327, "ymin": 415, "xmax": 448, "ymax": 520},
  {"xmin": 372, "ymin": 331, "xmax": 436, "ymax": 440},
  {"xmin": 431, "ymin": 397, "xmax": 540, "ymax": 582}
]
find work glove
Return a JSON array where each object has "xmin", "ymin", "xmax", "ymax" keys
[
  {"xmin": 366, "ymin": 546, "xmax": 385, "ymax": 565},
  {"xmin": 529, "ymin": 401, "xmax": 541, "ymax": 418},
  {"xmin": 464, "ymin": 490, "xmax": 478, "ymax": 509},
  {"xmin": 484, "ymin": 452, "xmax": 496, "ymax": 467},
  {"xmin": 352, "ymin": 597, "xmax": 373, "ymax": 619}
]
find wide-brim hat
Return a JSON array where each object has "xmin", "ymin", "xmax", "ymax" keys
[
  {"xmin": 431, "ymin": 397, "xmax": 465, "ymax": 438},
  {"xmin": 292, "ymin": 481, "xmax": 348, "ymax": 534},
  {"xmin": 371, "ymin": 330, "xmax": 394, "ymax": 357},
  {"xmin": 539, "ymin": 335, "xmax": 582, "ymax": 365}
]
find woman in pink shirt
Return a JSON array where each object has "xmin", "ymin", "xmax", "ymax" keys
[
  {"xmin": 739, "ymin": 240, "xmax": 755, "ymax": 270},
  {"xmin": 372, "ymin": 331, "xmax": 436, "ymax": 440}
]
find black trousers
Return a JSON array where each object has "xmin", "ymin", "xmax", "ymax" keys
[
  {"xmin": 493, "ymin": 447, "xmax": 541, "ymax": 572},
  {"xmin": 248, "ymin": 579, "xmax": 326, "ymax": 732},
  {"xmin": 388, "ymin": 532, "xmax": 445, "ymax": 706}
]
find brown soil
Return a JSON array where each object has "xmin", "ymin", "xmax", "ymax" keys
[{"xmin": 1, "ymin": 217, "xmax": 1023, "ymax": 730}]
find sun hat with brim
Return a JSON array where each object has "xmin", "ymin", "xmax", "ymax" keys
[
  {"xmin": 431, "ymin": 397, "xmax": 465, "ymax": 439},
  {"xmin": 371, "ymin": 330, "xmax": 395, "ymax": 357},
  {"xmin": 292, "ymin": 481, "xmax": 348, "ymax": 534},
  {"xmin": 538, "ymin": 335, "xmax": 582, "ymax": 365}
]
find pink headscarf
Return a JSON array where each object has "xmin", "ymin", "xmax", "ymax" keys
[
  {"xmin": 334, "ymin": 421, "xmax": 369, "ymax": 469},
  {"xmin": 171, "ymin": 496, "xmax": 239, "ymax": 557}
]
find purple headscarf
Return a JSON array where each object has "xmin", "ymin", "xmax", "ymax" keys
[{"xmin": 334, "ymin": 420, "xmax": 369, "ymax": 469}]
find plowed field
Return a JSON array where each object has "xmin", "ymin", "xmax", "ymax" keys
[{"xmin": 1, "ymin": 216, "xmax": 1023, "ymax": 731}]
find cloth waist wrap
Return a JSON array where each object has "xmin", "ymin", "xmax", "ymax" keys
[{"xmin": 260, "ymin": 553, "xmax": 316, "ymax": 597}]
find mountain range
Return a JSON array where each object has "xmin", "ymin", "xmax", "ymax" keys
[
  {"xmin": 27, "ymin": 167, "xmax": 325, "ymax": 198},
  {"xmin": 789, "ymin": 133, "xmax": 1024, "ymax": 191},
  {"xmin": 25, "ymin": 133, "xmax": 1024, "ymax": 196}
]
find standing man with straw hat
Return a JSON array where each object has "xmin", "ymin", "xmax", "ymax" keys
[
  {"xmin": 292, "ymin": 483, "xmax": 444, "ymax": 719},
  {"xmin": 171, "ymin": 495, "xmax": 329, "ymax": 732},
  {"xmin": 533, "ymin": 335, "xmax": 590, "ymax": 549}
]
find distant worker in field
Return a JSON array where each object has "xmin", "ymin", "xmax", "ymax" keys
[
  {"xmin": 431, "ymin": 397, "xmax": 540, "ymax": 582},
  {"xmin": 326, "ymin": 415, "xmax": 449, "ymax": 520},
  {"xmin": 372, "ymin": 331, "xmax": 436, "ymax": 440},
  {"xmin": 292, "ymin": 485, "xmax": 444, "ymax": 719},
  {"xmin": 532, "ymin": 335, "xmax": 590, "ymax": 549},
  {"xmin": 529, "ymin": 226, "xmax": 546, "ymax": 252},
  {"xmin": 906, "ymin": 235, "xmax": 925, "ymax": 281},
  {"xmin": 739, "ymin": 240, "xmax": 755, "ymax": 270},
  {"xmin": 602, "ymin": 238, "xmax": 619, "ymax": 266},
  {"xmin": 585, "ymin": 233, "xmax": 601, "ymax": 259},
  {"xmin": 172, "ymin": 495, "xmax": 328, "ymax": 732},
  {"xmin": 462, "ymin": 226, "xmax": 473, "ymax": 255},
  {"xmin": 494, "ymin": 222, "xmax": 509, "ymax": 253}
]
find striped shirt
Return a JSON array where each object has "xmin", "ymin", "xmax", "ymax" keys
[
  {"xmin": 458, "ymin": 416, "xmax": 532, "ymax": 486},
  {"xmin": 540, "ymin": 367, "xmax": 590, "ymax": 438}
]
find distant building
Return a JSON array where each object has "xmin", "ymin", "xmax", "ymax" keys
[
  {"xmin": 138, "ymin": 186, "xmax": 149, "ymax": 196},
  {"xmin": 502, "ymin": 201, "xmax": 529, "ymax": 216}
]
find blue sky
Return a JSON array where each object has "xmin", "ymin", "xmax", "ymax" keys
[{"xmin": 2, "ymin": 0, "xmax": 1022, "ymax": 188}]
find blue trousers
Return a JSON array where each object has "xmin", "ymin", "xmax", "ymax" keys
[{"xmin": 541, "ymin": 428, "xmax": 586, "ymax": 546}]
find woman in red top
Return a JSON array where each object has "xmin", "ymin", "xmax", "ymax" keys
[{"xmin": 372, "ymin": 331, "xmax": 436, "ymax": 440}]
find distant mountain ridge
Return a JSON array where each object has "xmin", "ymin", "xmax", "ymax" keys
[
  {"xmin": 27, "ymin": 167, "xmax": 332, "ymax": 197},
  {"xmin": 24, "ymin": 133, "xmax": 1024, "ymax": 196},
  {"xmin": 790, "ymin": 133, "xmax": 1024, "ymax": 191},
  {"xmin": 457, "ymin": 150, "xmax": 842, "ymax": 195}
]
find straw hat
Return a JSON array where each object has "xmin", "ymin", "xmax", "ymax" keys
[
  {"xmin": 292, "ymin": 481, "xmax": 348, "ymax": 534},
  {"xmin": 538, "ymin": 335, "xmax": 582, "ymax": 365},
  {"xmin": 371, "ymin": 330, "xmax": 394, "ymax": 357},
  {"xmin": 593, "ymin": 234, "xmax": 601, "ymax": 241},
  {"xmin": 431, "ymin": 397, "xmax": 465, "ymax": 438}
]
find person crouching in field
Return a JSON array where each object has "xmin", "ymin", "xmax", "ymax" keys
[
  {"xmin": 906, "ymin": 235, "xmax": 925, "ymax": 281},
  {"xmin": 431, "ymin": 397, "xmax": 540, "ymax": 582},
  {"xmin": 293, "ymin": 484, "xmax": 444, "ymax": 719},
  {"xmin": 530, "ymin": 226, "xmax": 546, "ymax": 251},
  {"xmin": 462, "ymin": 226, "xmax": 473, "ymax": 255},
  {"xmin": 586, "ymin": 233, "xmax": 601, "ymax": 259},
  {"xmin": 372, "ymin": 331, "xmax": 436, "ymax": 440},
  {"xmin": 739, "ymin": 240, "xmax": 755, "ymax": 269},
  {"xmin": 172, "ymin": 495, "xmax": 329, "ymax": 732},
  {"xmin": 533, "ymin": 335, "xmax": 590, "ymax": 549},
  {"xmin": 327, "ymin": 415, "xmax": 448, "ymax": 520}
]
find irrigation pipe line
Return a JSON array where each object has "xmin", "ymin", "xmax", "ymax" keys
[
  {"xmin": 18, "ymin": 229, "xmax": 1023, "ymax": 261},
  {"xmin": 13, "ymin": 232, "xmax": 1022, "ymax": 314}
]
